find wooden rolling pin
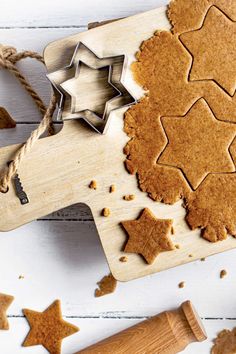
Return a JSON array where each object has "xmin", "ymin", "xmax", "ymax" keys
[{"xmin": 76, "ymin": 301, "xmax": 207, "ymax": 354}]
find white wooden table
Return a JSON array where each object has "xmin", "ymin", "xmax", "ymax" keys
[{"xmin": 0, "ymin": 1, "xmax": 236, "ymax": 353}]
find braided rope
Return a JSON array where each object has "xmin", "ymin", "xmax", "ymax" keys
[{"xmin": 0, "ymin": 44, "xmax": 57, "ymax": 193}]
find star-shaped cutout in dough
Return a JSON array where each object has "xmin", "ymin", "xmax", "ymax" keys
[
  {"xmin": 23, "ymin": 300, "xmax": 79, "ymax": 354},
  {"xmin": 121, "ymin": 208, "xmax": 174, "ymax": 265},
  {"xmin": 47, "ymin": 42, "xmax": 136, "ymax": 133},
  {"xmin": 181, "ymin": 6, "xmax": 236, "ymax": 96},
  {"xmin": 158, "ymin": 99, "xmax": 236, "ymax": 190},
  {"xmin": 0, "ymin": 293, "xmax": 14, "ymax": 330}
]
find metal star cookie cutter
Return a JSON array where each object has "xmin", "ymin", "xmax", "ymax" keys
[
  {"xmin": 60, "ymin": 60, "xmax": 123, "ymax": 133},
  {"xmin": 47, "ymin": 42, "xmax": 136, "ymax": 134}
]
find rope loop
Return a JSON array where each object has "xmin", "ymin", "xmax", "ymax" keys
[
  {"xmin": 0, "ymin": 45, "xmax": 18, "ymax": 65},
  {"xmin": 0, "ymin": 44, "xmax": 56, "ymax": 193}
]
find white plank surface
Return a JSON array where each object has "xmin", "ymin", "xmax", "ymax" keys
[
  {"xmin": 0, "ymin": 0, "xmax": 235, "ymax": 353},
  {"xmin": 0, "ymin": 318, "xmax": 235, "ymax": 354},
  {"xmin": 1, "ymin": 218, "xmax": 236, "ymax": 319},
  {"xmin": 0, "ymin": 0, "xmax": 169, "ymax": 28},
  {"xmin": 0, "ymin": 29, "xmax": 84, "ymax": 123}
]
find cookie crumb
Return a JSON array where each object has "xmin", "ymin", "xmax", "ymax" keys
[
  {"xmin": 123, "ymin": 194, "xmax": 135, "ymax": 201},
  {"xmin": 119, "ymin": 256, "xmax": 128, "ymax": 263},
  {"xmin": 95, "ymin": 273, "xmax": 117, "ymax": 297},
  {"xmin": 189, "ymin": 254, "xmax": 193, "ymax": 258},
  {"xmin": 175, "ymin": 244, "xmax": 180, "ymax": 249},
  {"xmin": 178, "ymin": 281, "xmax": 185, "ymax": 289},
  {"xmin": 200, "ymin": 258, "xmax": 206, "ymax": 262},
  {"xmin": 220, "ymin": 269, "xmax": 227, "ymax": 279},
  {"xmin": 89, "ymin": 180, "xmax": 97, "ymax": 190},
  {"xmin": 102, "ymin": 208, "xmax": 110, "ymax": 217},
  {"xmin": 110, "ymin": 185, "xmax": 116, "ymax": 193},
  {"xmin": 18, "ymin": 275, "xmax": 24, "ymax": 280}
]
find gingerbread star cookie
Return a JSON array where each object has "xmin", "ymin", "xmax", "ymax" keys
[
  {"xmin": 159, "ymin": 99, "xmax": 236, "ymax": 190},
  {"xmin": 0, "ymin": 293, "xmax": 14, "ymax": 330},
  {"xmin": 23, "ymin": 300, "xmax": 79, "ymax": 354},
  {"xmin": 121, "ymin": 208, "xmax": 174, "ymax": 264},
  {"xmin": 181, "ymin": 6, "xmax": 236, "ymax": 96}
]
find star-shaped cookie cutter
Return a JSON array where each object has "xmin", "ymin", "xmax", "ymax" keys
[
  {"xmin": 47, "ymin": 42, "xmax": 136, "ymax": 134},
  {"xmin": 60, "ymin": 61, "xmax": 123, "ymax": 134}
]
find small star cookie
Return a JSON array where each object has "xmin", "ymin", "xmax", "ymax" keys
[
  {"xmin": 121, "ymin": 208, "xmax": 174, "ymax": 264},
  {"xmin": 0, "ymin": 293, "xmax": 14, "ymax": 330},
  {"xmin": 23, "ymin": 300, "xmax": 79, "ymax": 354}
]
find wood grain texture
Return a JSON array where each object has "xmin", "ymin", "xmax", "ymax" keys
[
  {"xmin": 0, "ymin": 1, "xmax": 235, "ymax": 352},
  {"xmin": 0, "ymin": 7, "xmax": 171, "ymax": 282},
  {"xmin": 78, "ymin": 302, "xmax": 207, "ymax": 354},
  {"xmin": 1, "ymin": 7, "xmax": 236, "ymax": 283}
]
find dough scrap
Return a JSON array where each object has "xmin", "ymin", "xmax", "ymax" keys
[
  {"xmin": 124, "ymin": 97, "xmax": 166, "ymax": 175},
  {"xmin": 186, "ymin": 174, "xmax": 236, "ymax": 242},
  {"xmin": 95, "ymin": 273, "xmax": 117, "ymax": 297},
  {"xmin": 132, "ymin": 31, "xmax": 205, "ymax": 117},
  {"xmin": 211, "ymin": 328, "xmax": 236, "ymax": 354},
  {"xmin": 138, "ymin": 165, "xmax": 191, "ymax": 205},
  {"xmin": 0, "ymin": 293, "xmax": 14, "ymax": 330}
]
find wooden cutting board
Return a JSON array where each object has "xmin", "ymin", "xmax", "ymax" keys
[{"xmin": 0, "ymin": 5, "xmax": 235, "ymax": 281}]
